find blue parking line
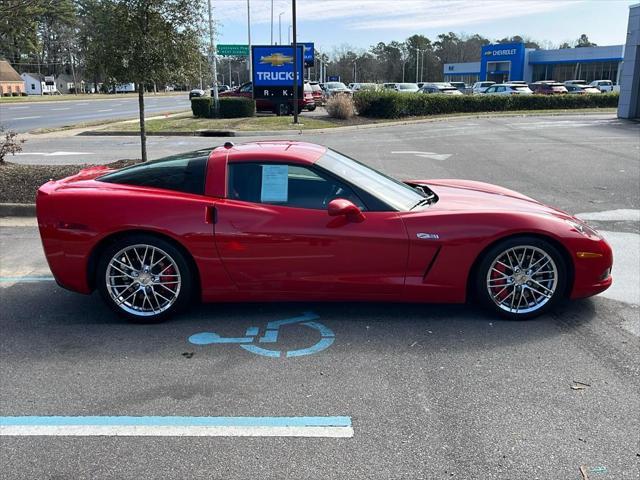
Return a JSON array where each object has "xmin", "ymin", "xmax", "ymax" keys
[
  {"xmin": 0, "ymin": 276, "xmax": 55, "ymax": 283},
  {"xmin": 0, "ymin": 416, "xmax": 352, "ymax": 427}
]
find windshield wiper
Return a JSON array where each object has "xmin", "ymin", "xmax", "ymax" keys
[{"xmin": 411, "ymin": 195, "xmax": 435, "ymax": 210}]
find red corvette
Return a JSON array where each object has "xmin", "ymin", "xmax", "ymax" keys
[{"xmin": 36, "ymin": 141, "xmax": 613, "ymax": 322}]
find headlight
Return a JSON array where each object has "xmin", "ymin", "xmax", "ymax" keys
[{"xmin": 565, "ymin": 219, "xmax": 601, "ymax": 238}]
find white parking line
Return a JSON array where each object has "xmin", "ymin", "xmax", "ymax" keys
[
  {"xmin": 51, "ymin": 107, "xmax": 71, "ymax": 111},
  {"xmin": 11, "ymin": 116, "xmax": 42, "ymax": 120},
  {"xmin": 97, "ymin": 109, "xmax": 113, "ymax": 112},
  {"xmin": 0, "ymin": 416, "xmax": 354, "ymax": 438}
]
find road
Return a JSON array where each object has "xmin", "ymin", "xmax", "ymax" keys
[
  {"xmin": 0, "ymin": 94, "xmax": 190, "ymax": 132},
  {"xmin": 1, "ymin": 114, "xmax": 639, "ymax": 479}
]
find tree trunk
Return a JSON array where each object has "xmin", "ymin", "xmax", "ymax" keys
[{"xmin": 137, "ymin": 82, "xmax": 147, "ymax": 162}]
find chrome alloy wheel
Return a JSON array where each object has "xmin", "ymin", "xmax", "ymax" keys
[
  {"xmin": 105, "ymin": 244, "xmax": 181, "ymax": 317},
  {"xmin": 486, "ymin": 245, "xmax": 558, "ymax": 315}
]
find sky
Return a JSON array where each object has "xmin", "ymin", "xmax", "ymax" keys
[{"xmin": 211, "ymin": 0, "xmax": 635, "ymax": 55}]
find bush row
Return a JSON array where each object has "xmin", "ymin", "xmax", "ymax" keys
[
  {"xmin": 353, "ymin": 91, "xmax": 620, "ymax": 119},
  {"xmin": 2, "ymin": 92, "xmax": 28, "ymax": 97},
  {"xmin": 190, "ymin": 96, "xmax": 255, "ymax": 118}
]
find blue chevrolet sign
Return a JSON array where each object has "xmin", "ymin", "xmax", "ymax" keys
[
  {"xmin": 300, "ymin": 42, "xmax": 314, "ymax": 67},
  {"xmin": 480, "ymin": 42, "xmax": 526, "ymax": 82},
  {"xmin": 252, "ymin": 45, "xmax": 304, "ymax": 87}
]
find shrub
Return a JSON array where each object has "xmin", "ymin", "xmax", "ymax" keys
[
  {"xmin": 2, "ymin": 92, "xmax": 11, "ymax": 97},
  {"xmin": 353, "ymin": 91, "xmax": 619, "ymax": 119},
  {"xmin": 190, "ymin": 96, "xmax": 255, "ymax": 118},
  {"xmin": 21, "ymin": 92, "xmax": 28, "ymax": 96},
  {"xmin": 217, "ymin": 97, "xmax": 255, "ymax": 118},
  {"xmin": 326, "ymin": 95, "xmax": 355, "ymax": 119},
  {"xmin": 191, "ymin": 97, "xmax": 211, "ymax": 118},
  {"xmin": 11, "ymin": 92, "xmax": 19, "ymax": 96}
]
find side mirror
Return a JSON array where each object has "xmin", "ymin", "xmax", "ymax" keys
[{"xmin": 327, "ymin": 198, "xmax": 365, "ymax": 222}]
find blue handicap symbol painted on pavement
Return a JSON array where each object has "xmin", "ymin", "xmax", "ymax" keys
[{"xmin": 188, "ymin": 312, "xmax": 334, "ymax": 358}]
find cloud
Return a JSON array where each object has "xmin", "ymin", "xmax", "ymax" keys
[{"xmin": 213, "ymin": 0, "xmax": 579, "ymax": 30}]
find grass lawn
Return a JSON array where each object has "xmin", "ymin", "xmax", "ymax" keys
[
  {"xmin": 101, "ymin": 113, "xmax": 344, "ymax": 132},
  {"xmin": 0, "ymin": 92, "xmax": 184, "ymax": 104}
]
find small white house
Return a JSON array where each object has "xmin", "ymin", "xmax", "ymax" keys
[{"xmin": 20, "ymin": 73, "xmax": 58, "ymax": 95}]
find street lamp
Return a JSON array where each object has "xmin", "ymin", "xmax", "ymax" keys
[
  {"xmin": 278, "ymin": 12, "xmax": 285, "ymax": 45},
  {"xmin": 270, "ymin": 0, "xmax": 273, "ymax": 45}
]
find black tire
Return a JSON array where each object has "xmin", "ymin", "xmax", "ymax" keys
[
  {"xmin": 96, "ymin": 234, "xmax": 194, "ymax": 323},
  {"xmin": 474, "ymin": 236, "xmax": 567, "ymax": 320},
  {"xmin": 307, "ymin": 105, "xmax": 316, "ymax": 112}
]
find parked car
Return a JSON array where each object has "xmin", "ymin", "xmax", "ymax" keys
[
  {"xmin": 351, "ymin": 83, "xmax": 378, "ymax": 92},
  {"xmin": 483, "ymin": 84, "xmax": 533, "ymax": 95},
  {"xmin": 590, "ymin": 80, "xmax": 614, "ymax": 93},
  {"xmin": 323, "ymin": 81, "xmax": 352, "ymax": 99},
  {"xmin": 449, "ymin": 82, "xmax": 468, "ymax": 93},
  {"xmin": 394, "ymin": 83, "xmax": 420, "ymax": 93},
  {"xmin": 383, "ymin": 83, "xmax": 397, "ymax": 90},
  {"xmin": 220, "ymin": 82, "xmax": 313, "ymax": 114},
  {"xmin": 189, "ymin": 89, "xmax": 205, "ymax": 99},
  {"xmin": 566, "ymin": 84, "xmax": 601, "ymax": 95},
  {"xmin": 419, "ymin": 83, "xmax": 463, "ymax": 95},
  {"xmin": 308, "ymin": 81, "xmax": 323, "ymax": 106},
  {"xmin": 564, "ymin": 80, "xmax": 587, "ymax": 86},
  {"xmin": 530, "ymin": 82, "xmax": 568, "ymax": 95},
  {"xmin": 303, "ymin": 82, "xmax": 316, "ymax": 111},
  {"xmin": 472, "ymin": 81, "xmax": 495, "ymax": 94},
  {"xmin": 36, "ymin": 141, "xmax": 612, "ymax": 323}
]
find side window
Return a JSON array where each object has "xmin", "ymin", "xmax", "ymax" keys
[
  {"xmin": 485, "ymin": 86, "xmax": 495, "ymax": 93},
  {"xmin": 228, "ymin": 163, "xmax": 366, "ymax": 211},
  {"xmin": 497, "ymin": 86, "xmax": 506, "ymax": 92},
  {"xmin": 239, "ymin": 83, "xmax": 252, "ymax": 93}
]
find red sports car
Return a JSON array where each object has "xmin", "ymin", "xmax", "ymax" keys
[{"xmin": 36, "ymin": 141, "xmax": 613, "ymax": 323}]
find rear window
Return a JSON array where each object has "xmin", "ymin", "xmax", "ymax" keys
[{"xmin": 98, "ymin": 150, "xmax": 209, "ymax": 195}]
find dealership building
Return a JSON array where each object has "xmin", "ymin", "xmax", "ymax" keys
[{"xmin": 443, "ymin": 42, "xmax": 624, "ymax": 85}]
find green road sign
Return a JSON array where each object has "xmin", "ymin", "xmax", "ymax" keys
[{"xmin": 217, "ymin": 44, "xmax": 249, "ymax": 57}]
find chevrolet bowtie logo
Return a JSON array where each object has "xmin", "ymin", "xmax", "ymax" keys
[{"xmin": 260, "ymin": 53, "xmax": 294, "ymax": 67}]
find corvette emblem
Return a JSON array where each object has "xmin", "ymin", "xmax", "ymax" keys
[
  {"xmin": 417, "ymin": 233, "xmax": 440, "ymax": 240},
  {"xmin": 260, "ymin": 53, "xmax": 294, "ymax": 67}
]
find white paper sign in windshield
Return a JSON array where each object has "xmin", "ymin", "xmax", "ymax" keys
[{"xmin": 261, "ymin": 165, "xmax": 288, "ymax": 202}]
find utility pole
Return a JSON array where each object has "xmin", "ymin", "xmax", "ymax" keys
[
  {"xmin": 415, "ymin": 48, "xmax": 420, "ymax": 83},
  {"xmin": 270, "ymin": 0, "xmax": 273, "ymax": 44},
  {"xmin": 247, "ymin": 0, "xmax": 252, "ymax": 79},
  {"xmin": 292, "ymin": 0, "xmax": 298, "ymax": 124},
  {"xmin": 278, "ymin": 12, "xmax": 284, "ymax": 45},
  {"xmin": 207, "ymin": 0, "xmax": 219, "ymax": 114}
]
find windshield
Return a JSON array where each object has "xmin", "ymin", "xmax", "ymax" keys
[
  {"xmin": 316, "ymin": 149, "xmax": 425, "ymax": 211},
  {"xmin": 327, "ymin": 82, "xmax": 347, "ymax": 89},
  {"xmin": 397, "ymin": 83, "xmax": 418, "ymax": 90}
]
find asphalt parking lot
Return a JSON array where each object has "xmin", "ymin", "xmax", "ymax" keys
[{"xmin": 1, "ymin": 114, "xmax": 639, "ymax": 479}]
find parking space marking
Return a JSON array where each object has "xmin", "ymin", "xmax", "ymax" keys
[
  {"xmin": 0, "ymin": 275, "xmax": 54, "ymax": 283},
  {"xmin": 0, "ymin": 416, "xmax": 353, "ymax": 437},
  {"xmin": 391, "ymin": 150, "xmax": 452, "ymax": 161},
  {"xmin": 189, "ymin": 311, "xmax": 336, "ymax": 358}
]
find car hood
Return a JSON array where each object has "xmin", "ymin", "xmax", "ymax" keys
[{"xmin": 408, "ymin": 179, "xmax": 573, "ymax": 219}]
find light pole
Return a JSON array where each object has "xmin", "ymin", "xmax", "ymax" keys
[
  {"xmin": 278, "ymin": 12, "xmax": 284, "ymax": 45},
  {"xmin": 247, "ymin": 0, "xmax": 252, "ymax": 78},
  {"xmin": 415, "ymin": 48, "xmax": 421, "ymax": 83},
  {"xmin": 288, "ymin": 24, "xmax": 292, "ymax": 44},
  {"xmin": 292, "ymin": 0, "xmax": 298, "ymax": 124},
  {"xmin": 207, "ymin": 0, "xmax": 218, "ymax": 114},
  {"xmin": 270, "ymin": 0, "xmax": 273, "ymax": 44}
]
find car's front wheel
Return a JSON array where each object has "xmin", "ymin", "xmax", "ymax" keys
[
  {"xmin": 475, "ymin": 236, "xmax": 567, "ymax": 320},
  {"xmin": 96, "ymin": 234, "xmax": 193, "ymax": 323}
]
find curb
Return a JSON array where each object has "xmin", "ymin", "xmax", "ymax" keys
[
  {"xmin": 0, "ymin": 203, "xmax": 36, "ymax": 217},
  {"xmin": 74, "ymin": 109, "xmax": 617, "ymax": 138}
]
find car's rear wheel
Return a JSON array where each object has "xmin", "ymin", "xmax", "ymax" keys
[
  {"xmin": 476, "ymin": 237, "xmax": 567, "ymax": 320},
  {"xmin": 97, "ymin": 234, "xmax": 193, "ymax": 323}
]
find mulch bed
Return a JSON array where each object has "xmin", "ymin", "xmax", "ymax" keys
[{"xmin": 0, "ymin": 159, "xmax": 138, "ymax": 204}]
